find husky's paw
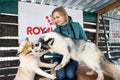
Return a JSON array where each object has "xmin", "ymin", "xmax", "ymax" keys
[
  {"xmin": 55, "ymin": 63, "xmax": 65, "ymax": 70},
  {"xmin": 86, "ymin": 70, "xmax": 95, "ymax": 76}
]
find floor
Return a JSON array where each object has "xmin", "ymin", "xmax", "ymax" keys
[
  {"xmin": 38, "ymin": 65, "xmax": 114, "ymax": 80},
  {"xmin": 77, "ymin": 66, "xmax": 114, "ymax": 80}
]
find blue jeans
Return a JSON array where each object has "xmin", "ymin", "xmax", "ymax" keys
[{"xmin": 52, "ymin": 57, "xmax": 78, "ymax": 80}]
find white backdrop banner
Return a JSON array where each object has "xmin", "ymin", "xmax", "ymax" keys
[{"xmin": 19, "ymin": 2, "xmax": 83, "ymax": 43}]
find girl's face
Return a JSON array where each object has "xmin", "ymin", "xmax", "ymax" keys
[{"xmin": 52, "ymin": 12, "xmax": 66, "ymax": 25}]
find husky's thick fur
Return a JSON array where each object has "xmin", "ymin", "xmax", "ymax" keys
[
  {"xmin": 36, "ymin": 32, "xmax": 120, "ymax": 80},
  {"xmin": 14, "ymin": 38, "xmax": 57, "ymax": 80}
]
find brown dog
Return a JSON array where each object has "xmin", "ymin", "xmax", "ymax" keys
[{"xmin": 14, "ymin": 38, "xmax": 57, "ymax": 80}]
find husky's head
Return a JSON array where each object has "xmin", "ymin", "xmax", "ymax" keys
[
  {"xmin": 35, "ymin": 32, "xmax": 64, "ymax": 54},
  {"xmin": 17, "ymin": 38, "xmax": 34, "ymax": 55},
  {"xmin": 35, "ymin": 34, "xmax": 55, "ymax": 54}
]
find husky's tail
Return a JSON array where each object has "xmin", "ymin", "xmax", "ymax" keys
[{"xmin": 100, "ymin": 57, "xmax": 120, "ymax": 80}]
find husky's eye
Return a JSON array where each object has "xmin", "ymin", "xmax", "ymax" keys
[
  {"xmin": 35, "ymin": 43, "xmax": 39, "ymax": 47},
  {"xmin": 41, "ymin": 44, "xmax": 50, "ymax": 50}
]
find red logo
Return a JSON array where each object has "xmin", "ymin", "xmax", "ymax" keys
[{"xmin": 45, "ymin": 15, "xmax": 55, "ymax": 26}]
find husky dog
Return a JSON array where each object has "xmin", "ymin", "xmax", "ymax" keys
[
  {"xmin": 36, "ymin": 32, "xmax": 120, "ymax": 80},
  {"xmin": 14, "ymin": 38, "xmax": 57, "ymax": 80}
]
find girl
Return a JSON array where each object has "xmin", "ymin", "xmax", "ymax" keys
[{"xmin": 52, "ymin": 7, "xmax": 87, "ymax": 80}]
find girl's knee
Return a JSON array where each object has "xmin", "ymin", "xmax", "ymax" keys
[
  {"xmin": 56, "ymin": 69, "xmax": 66, "ymax": 80},
  {"xmin": 57, "ymin": 73, "xmax": 66, "ymax": 80},
  {"xmin": 67, "ymin": 72, "xmax": 76, "ymax": 79}
]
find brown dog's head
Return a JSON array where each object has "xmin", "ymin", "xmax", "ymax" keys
[{"xmin": 17, "ymin": 38, "xmax": 34, "ymax": 55}]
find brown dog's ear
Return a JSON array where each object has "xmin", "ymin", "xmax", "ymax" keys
[
  {"xmin": 48, "ymin": 38, "xmax": 55, "ymax": 45},
  {"xmin": 25, "ymin": 37, "xmax": 29, "ymax": 41}
]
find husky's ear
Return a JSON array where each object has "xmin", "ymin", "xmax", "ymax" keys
[
  {"xmin": 38, "ymin": 38, "xmax": 44, "ymax": 43},
  {"xmin": 48, "ymin": 38, "xmax": 55, "ymax": 45}
]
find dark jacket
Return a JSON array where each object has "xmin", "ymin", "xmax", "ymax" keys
[{"xmin": 53, "ymin": 16, "xmax": 87, "ymax": 40}]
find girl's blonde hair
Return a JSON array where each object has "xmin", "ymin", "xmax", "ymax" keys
[{"xmin": 52, "ymin": 7, "xmax": 69, "ymax": 23}]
